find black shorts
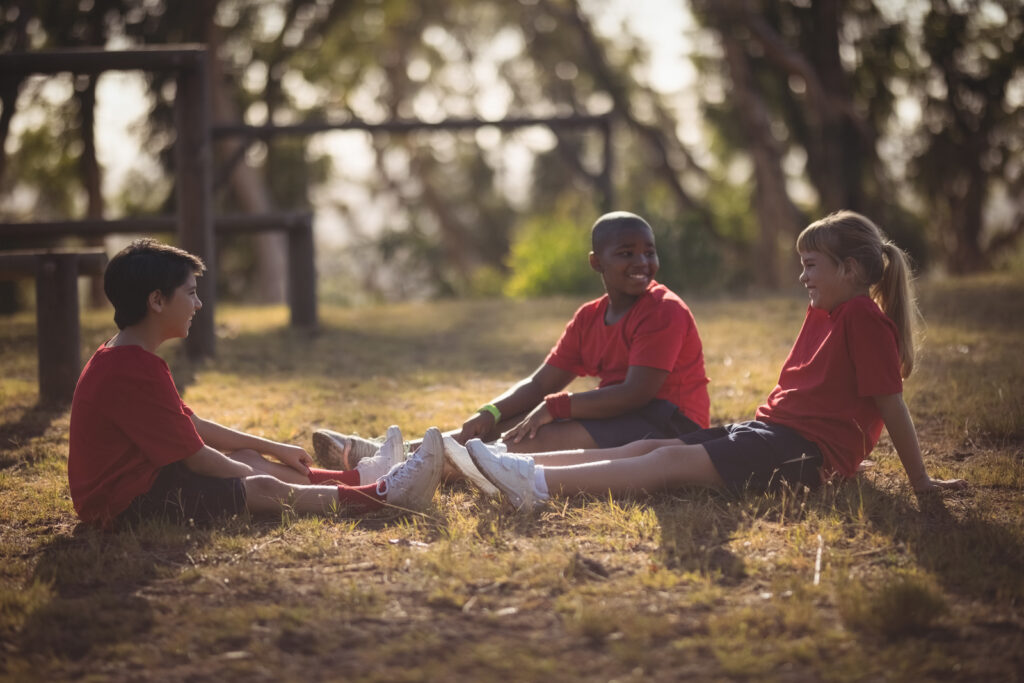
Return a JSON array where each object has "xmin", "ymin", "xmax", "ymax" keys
[
  {"xmin": 681, "ymin": 420, "xmax": 823, "ymax": 492},
  {"xmin": 115, "ymin": 461, "xmax": 247, "ymax": 528},
  {"xmin": 579, "ymin": 398, "xmax": 702, "ymax": 448}
]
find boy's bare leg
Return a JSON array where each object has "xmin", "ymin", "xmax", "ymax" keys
[
  {"xmin": 542, "ymin": 444, "xmax": 724, "ymax": 495},
  {"xmin": 242, "ymin": 476, "xmax": 341, "ymax": 515},
  {"xmin": 230, "ymin": 449, "xmax": 311, "ymax": 485},
  {"xmin": 502, "ymin": 420, "xmax": 598, "ymax": 454}
]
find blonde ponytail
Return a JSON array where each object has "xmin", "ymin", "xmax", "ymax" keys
[{"xmin": 875, "ymin": 242, "xmax": 920, "ymax": 378}]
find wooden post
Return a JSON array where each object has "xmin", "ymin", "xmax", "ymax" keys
[
  {"xmin": 34, "ymin": 253, "xmax": 82, "ymax": 405},
  {"xmin": 0, "ymin": 249, "xmax": 107, "ymax": 404},
  {"xmin": 175, "ymin": 56, "xmax": 216, "ymax": 359},
  {"xmin": 287, "ymin": 215, "xmax": 317, "ymax": 328},
  {"xmin": 599, "ymin": 114, "xmax": 615, "ymax": 213}
]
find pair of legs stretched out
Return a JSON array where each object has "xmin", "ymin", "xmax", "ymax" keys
[
  {"xmin": 313, "ymin": 421, "xmax": 824, "ymax": 512},
  {"xmin": 313, "ymin": 398, "xmax": 702, "ymax": 481},
  {"xmin": 463, "ymin": 421, "xmax": 825, "ymax": 510},
  {"xmin": 117, "ymin": 427, "xmax": 448, "ymax": 528}
]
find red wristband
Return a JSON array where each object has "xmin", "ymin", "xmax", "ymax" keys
[{"xmin": 544, "ymin": 392, "xmax": 572, "ymax": 421}]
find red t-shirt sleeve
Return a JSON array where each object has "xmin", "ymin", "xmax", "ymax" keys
[
  {"xmin": 545, "ymin": 303, "xmax": 591, "ymax": 376},
  {"xmin": 627, "ymin": 301, "xmax": 687, "ymax": 372},
  {"xmin": 846, "ymin": 303, "xmax": 903, "ymax": 397},
  {"xmin": 106, "ymin": 360, "xmax": 204, "ymax": 467}
]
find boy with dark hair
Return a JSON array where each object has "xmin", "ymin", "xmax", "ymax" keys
[
  {"xmin": 68, "ymin": 238, "xmax": 443, "ymax": 528},
  {"xmin": 313, "ymin": 211, "xmax": 710, "ymax": 474}
]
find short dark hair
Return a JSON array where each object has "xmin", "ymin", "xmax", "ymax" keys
[
  {"xmin": 591, "ymin": 211, "xmax": 655, "ymax": 252},
  {"xmin": 104, "ymin": 238, "xmax": 206, "ymax": 329}
]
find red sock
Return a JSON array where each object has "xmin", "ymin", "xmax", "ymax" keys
[
  {"xmin": 308, "ymin": 467, "xmax": 360, "ymax": 486},
  {"xmin": 335, "ymin": 483, "xmax": 385, "ymax": 513}
]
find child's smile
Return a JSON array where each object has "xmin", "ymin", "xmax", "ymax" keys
[
  {"xmin": 798, "ymin": 250, "xmax": 864, "ymax": 312},
  {"xmin": 164, "ymin": 273, "xmax": 203, "ymax": 338},
  {"xmin": 593, "ymin": 224, "xmax": 659, "ymax": 306}
]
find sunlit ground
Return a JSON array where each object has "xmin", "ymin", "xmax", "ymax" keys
[{"xmin": 1, "ymin": 273, "xmax": 1022, "ymax": 681}]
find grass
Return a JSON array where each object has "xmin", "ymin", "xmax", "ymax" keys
[{"xmin": 1, "ymin": 273, "xmax": 1023, "ymax": 681}]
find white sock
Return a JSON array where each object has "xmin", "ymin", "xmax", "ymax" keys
[{"xmin": 533, "ymin": 466, "xmax": 550, "ymax": 499}]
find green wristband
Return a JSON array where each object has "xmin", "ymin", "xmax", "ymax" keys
[{"xmin": 479, "ymin": 403, "xmax": 501, "ymax": 423}]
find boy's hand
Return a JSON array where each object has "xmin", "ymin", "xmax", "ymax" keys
[
  {"xmin": 503, "ymin": 404, "xmax": 553, "ymax": 444},
  {"xmin": 913, "ymin": 476, "xmax": 968, "ymax": 494},
  {"xmin": 274, "ymin": 443, "xmax": 314, "ymax": 474},
  {"xmin": 455, "ymin": 412, "xmax": 495, "ymax": 445}
]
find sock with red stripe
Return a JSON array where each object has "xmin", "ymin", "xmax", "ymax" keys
[
  {"xmin": 308, "ymin": 467, "xmax": 360, "ymax": 486},
  {"xmin": 335, "ymin": 483, "xmax": 385, "ymax": 513}
]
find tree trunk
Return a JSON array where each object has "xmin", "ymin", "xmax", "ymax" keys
[
  {"xmin": 945, "ymin": 162, "xmax": 989, "ymax": 273},
  {"xmin": 0, "ymin": 3, "xmax": 31, "ymax": 313},
  {"xmin": 805, "ymin": 0, "xmax": 858, "ymax": 212},
  {"xmin": 75, "ymin": 75, "xmax": 108, "ymax": 307},
  {"xmin": 204, "ymin": 13, "xmax": 287, "ymax": 303},
  {"xmin": 721, "ymin": 32, "xmax": 803, "ymax": 288}
]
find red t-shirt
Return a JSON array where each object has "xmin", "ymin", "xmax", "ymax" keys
[
  {"xmin": 545, "ymin": 281, "xmax": 711, "ymax": 428},
  {"xmin": 68, "ymin": 344, "xmax": 205, "ymax": 526},
  {"xmin": 756, "ymin": 295, "xmax": 903, "ymax": 479}
]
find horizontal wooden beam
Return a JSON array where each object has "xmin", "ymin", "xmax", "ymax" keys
[
  {"xmin": 0, "ymin": 45, "xmax": 206, "ymax": 76},
  {"xmin": 0, "ymin": 212, "xmax": 313, "ymax": 240},
  {"xmin": 211, "ymin": 112, "xmax": 612, "ymax": 139},
  {"xmin": 0, "ymin": 248, "xmax": 107, "ymax": 278}
]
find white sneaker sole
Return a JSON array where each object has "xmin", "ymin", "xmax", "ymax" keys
[
  {"xmin": 382, "ymin": 427, "xmax": 444, "ymax": 512},
  {"xmin": 466, "ymin": 439, "xmax": 536, "ymax": 510},
  {"xmin": 312, "ymin": 429, "xmax": 379, "ymax": 470},
  {"xmin": 442, "ymin": 436, "xmax": 499, "ymax": 496},
  {"xmin": 356, "ymin": 425, "xmax": 406, "ymax": 483}
]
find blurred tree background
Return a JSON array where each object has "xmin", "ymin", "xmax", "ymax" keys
[{"xmin": 1, "ymin": 0, "xmax": 1021, "ymax": 308}]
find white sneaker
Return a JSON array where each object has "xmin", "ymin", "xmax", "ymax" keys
[
  {"xmin": 376, "ymin": 427, "xmax": 444, "ymax": 512},
  {"xmin": 442, "ymin": 436, "xmax": 499, "ymax": 496},
  {"xmin": 356, "ymin": 425, "xmax": 405, "ymax": 485},
  {"xmin": 312, "ymin": 429, "xmax": 380, "ymax": 470},
  {"xmin": 466, "ymin": 439, "xmax": 540, "ymax": 510}
]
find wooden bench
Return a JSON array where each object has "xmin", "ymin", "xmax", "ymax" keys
[{"xmin": 0, "ymin": 248, "xmax": 108, "ymax": 405}]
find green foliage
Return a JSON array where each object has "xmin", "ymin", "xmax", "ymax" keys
[
  {"xmin": 909, "ymin": 0, "xmax": 1024, "ymax": 272},
  {"xmin": 503, "ymin": 212, "xmax": 601, "ymax": 298},
  {"xmin": 4, "ymin": 0, "xmax": 1021, "ymax": 304},
  {"xmin": 650, "ymin": 208, "xmax": 733, "ymax": 294},
  {"xmin": 1, "ymin": 106, "xmax": 83, "ymax": 220}
]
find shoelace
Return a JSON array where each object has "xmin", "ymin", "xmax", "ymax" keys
[{"xmin": 376, "ymin": 447, "xmax": 429, "ymax": 495}]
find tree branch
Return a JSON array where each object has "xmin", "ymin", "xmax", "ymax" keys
[{"xmin": 550, "ymin": 0, "xmax": 719, "ymax": 233}]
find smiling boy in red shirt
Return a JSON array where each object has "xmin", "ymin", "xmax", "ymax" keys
[{"xmin": 472, "ymin": 210, "xmax": 710, "ymax": 455}]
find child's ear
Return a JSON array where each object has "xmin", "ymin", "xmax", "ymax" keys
[
  {"xmin": 589, "ymin": 251, "xmax": 603, "ymax": 273},
  {"xmin": 148, "ymin": 290, "xmax": 165, "ymax": 313},
  {"xmin": 841, "ymin": 257, "xmax": 862, "ymax": 281}
]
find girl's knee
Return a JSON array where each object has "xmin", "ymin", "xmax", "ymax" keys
[
  {"xmin": 648, "ymin": 444, "xmax": 722, "ymax": 487},
  {"xmin": 647, "ymin": 444, "xmax": 687, "ymax": 464}
]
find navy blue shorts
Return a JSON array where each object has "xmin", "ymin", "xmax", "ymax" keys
[
  {"xmin": 116, "ymin": 461, "xmax": 247, "ymax": 528},
  {"xmin": 579, "ymin": 398, "xmax": 702, "ymax": 449},
  {"xmin": 681, "ymin": 421, "xmax": 823, "ymax": 492}
]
